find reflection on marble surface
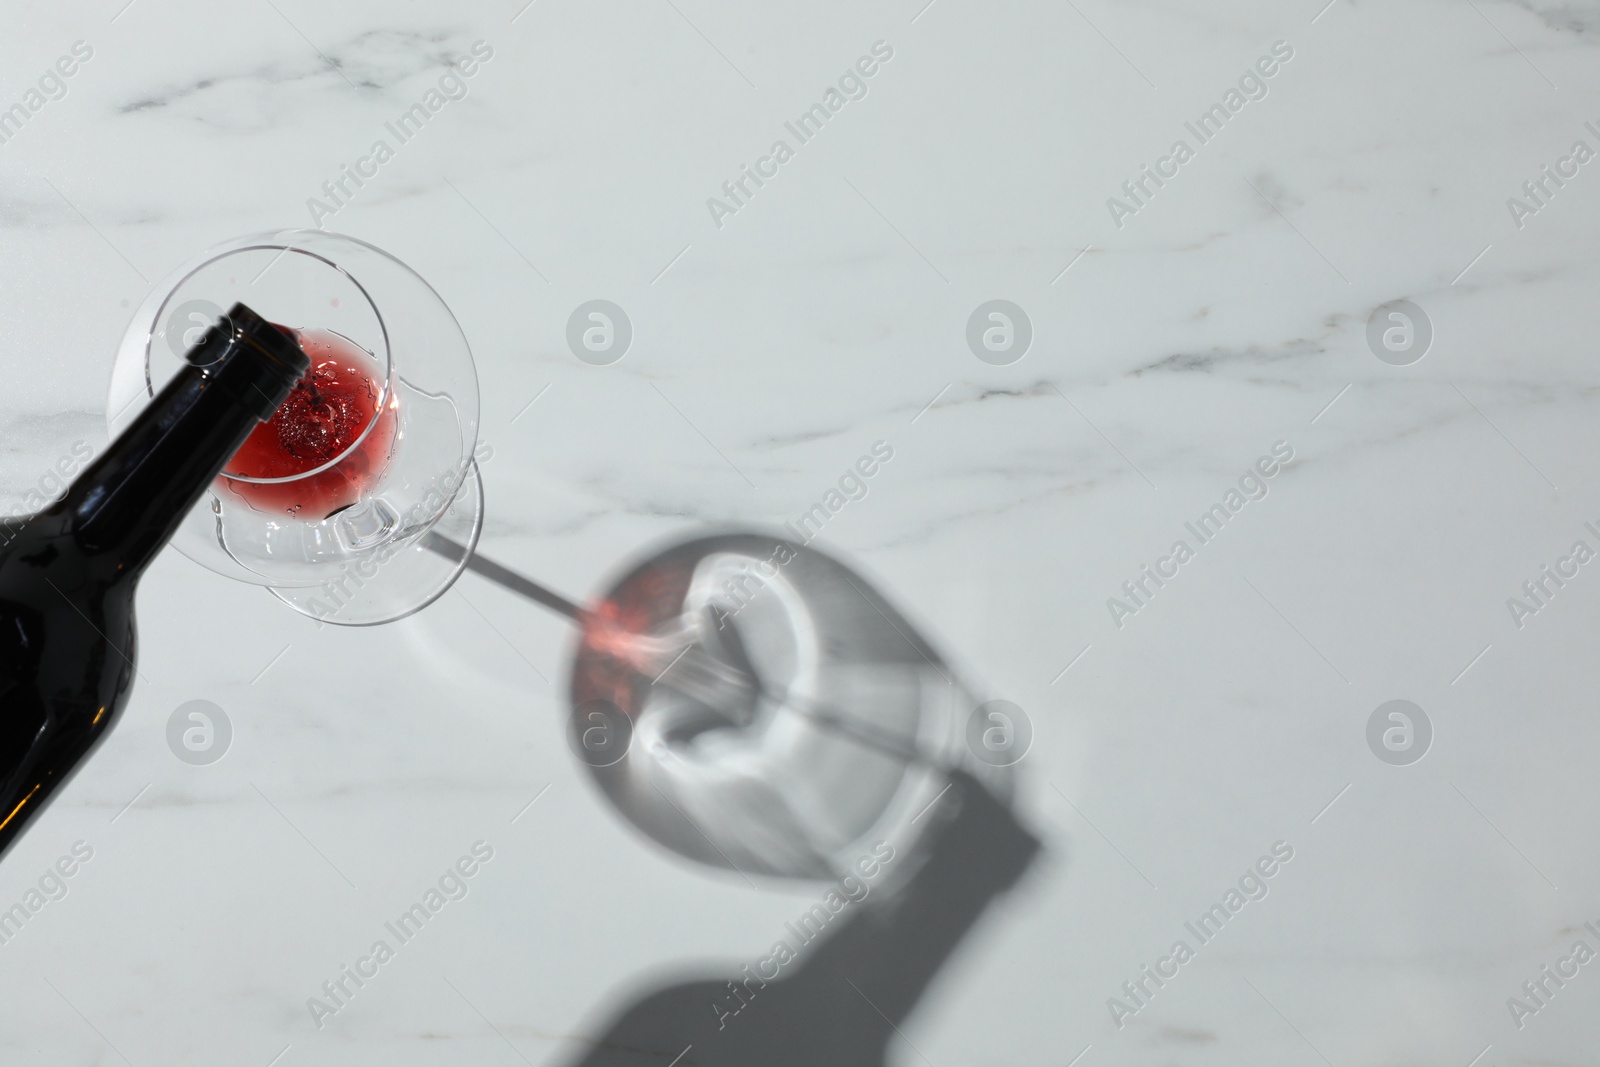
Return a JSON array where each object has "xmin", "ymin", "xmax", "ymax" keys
[{"xmin": 3, "ymin": 0, "xmax": 1600, "ymax": 1063}]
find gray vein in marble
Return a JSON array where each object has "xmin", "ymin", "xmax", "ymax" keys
[
  {"xmin": 1512, "ymin": 0, "xmax": 1600, "ymax": 38},
  {"xmin": 116, "ymin": 28, "xmax": 478, "ymax": 115},
  {"xmin": 864, "ymin": 485, "xmax": 1110, "ymax": 550},
  {"xmin": 1127, "ymin": 339, "xmax": 1331, "ymax": 379},
  {"xmin": 748, "ymin": 382, "xmax": 1065, "ymax": 450},
  {"xmin": 0, "ymin": 409, "xmax": 104, "ymax": 443}
]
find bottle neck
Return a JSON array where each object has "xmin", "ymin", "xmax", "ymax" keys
[
  {"xmin": 61, "ymin": 374, "xmax": 259, "ymax": 575},
  {"xmin": 56, "ymin": 305, "xmax": 307, "ymax": 579}
]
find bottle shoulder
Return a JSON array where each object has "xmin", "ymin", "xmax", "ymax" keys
[{"xmin": 0, "ymin": 512, "xmax": 138, "ymax": 591}]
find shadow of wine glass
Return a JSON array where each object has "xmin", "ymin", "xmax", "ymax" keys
[
  {"xmin": 417, "ymin": 534, "xmax": 1043, "ymax": 1063},
  {"xmin": 559, "ymin": 769, "xmax": 1042, "ymax": 1067}
]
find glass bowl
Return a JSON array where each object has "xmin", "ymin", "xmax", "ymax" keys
[{"xmin": 106, "ymin": 230, "xmax": 483, "ymax": 625}]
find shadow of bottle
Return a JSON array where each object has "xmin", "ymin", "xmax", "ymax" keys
[{"xmin": 562, "ymin": 768, "xmax": 1042, "ymax": 1066}]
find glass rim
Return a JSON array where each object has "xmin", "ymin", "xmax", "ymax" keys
[{"xmin": 146, "ymin": 242, "xmax": 395, "ymax": 484}]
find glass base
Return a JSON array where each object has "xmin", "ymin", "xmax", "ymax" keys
[{"xmin": 269, "ymin": 460, "xmax": 484, "ymax": 626}]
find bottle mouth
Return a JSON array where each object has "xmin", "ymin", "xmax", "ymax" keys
[
  {"xmin": 223, "ymin": 304, "xmax": 308, "ymax": 388},
  {"xmin": 188, "ymin": 303, "xmax": 312, "ymax": 421},
  {"xmin": 113, "ymin": 238, "xmax": 401, "ymax": 484},
  {"xmin": 218, "ymin": 325, "xmax": 397, "ymax": 486}
]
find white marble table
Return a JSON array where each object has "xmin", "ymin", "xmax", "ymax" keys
[{"xmin": 4, "ymin": 0, "xmax": 1600, "ymax": 1062}]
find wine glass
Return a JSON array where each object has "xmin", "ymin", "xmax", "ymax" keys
[
  {"xmin": 106, "ymin": 230, "xmax": 482, "ymax": 626},
  {"xmin": 566, "ymin": 530, "xmax": 1018, "ymax": 884}
]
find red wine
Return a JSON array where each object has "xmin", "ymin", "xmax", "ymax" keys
[
  {"xmin": 222, "ymin": 328, "xmax": 397, "ymax": 520},
  {"xmin": 0, "ymin": 305, "xmax": 307, "ymax": 863}
]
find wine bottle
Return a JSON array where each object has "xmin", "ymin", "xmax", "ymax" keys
[{"xmin": 0, "ymin": 304, "xmax": 308, "ymax": 862}]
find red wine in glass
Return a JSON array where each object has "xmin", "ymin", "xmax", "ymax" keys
[{"xmin": 221, "ymin": 328, "xmax": 398, "ymax": 519}]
